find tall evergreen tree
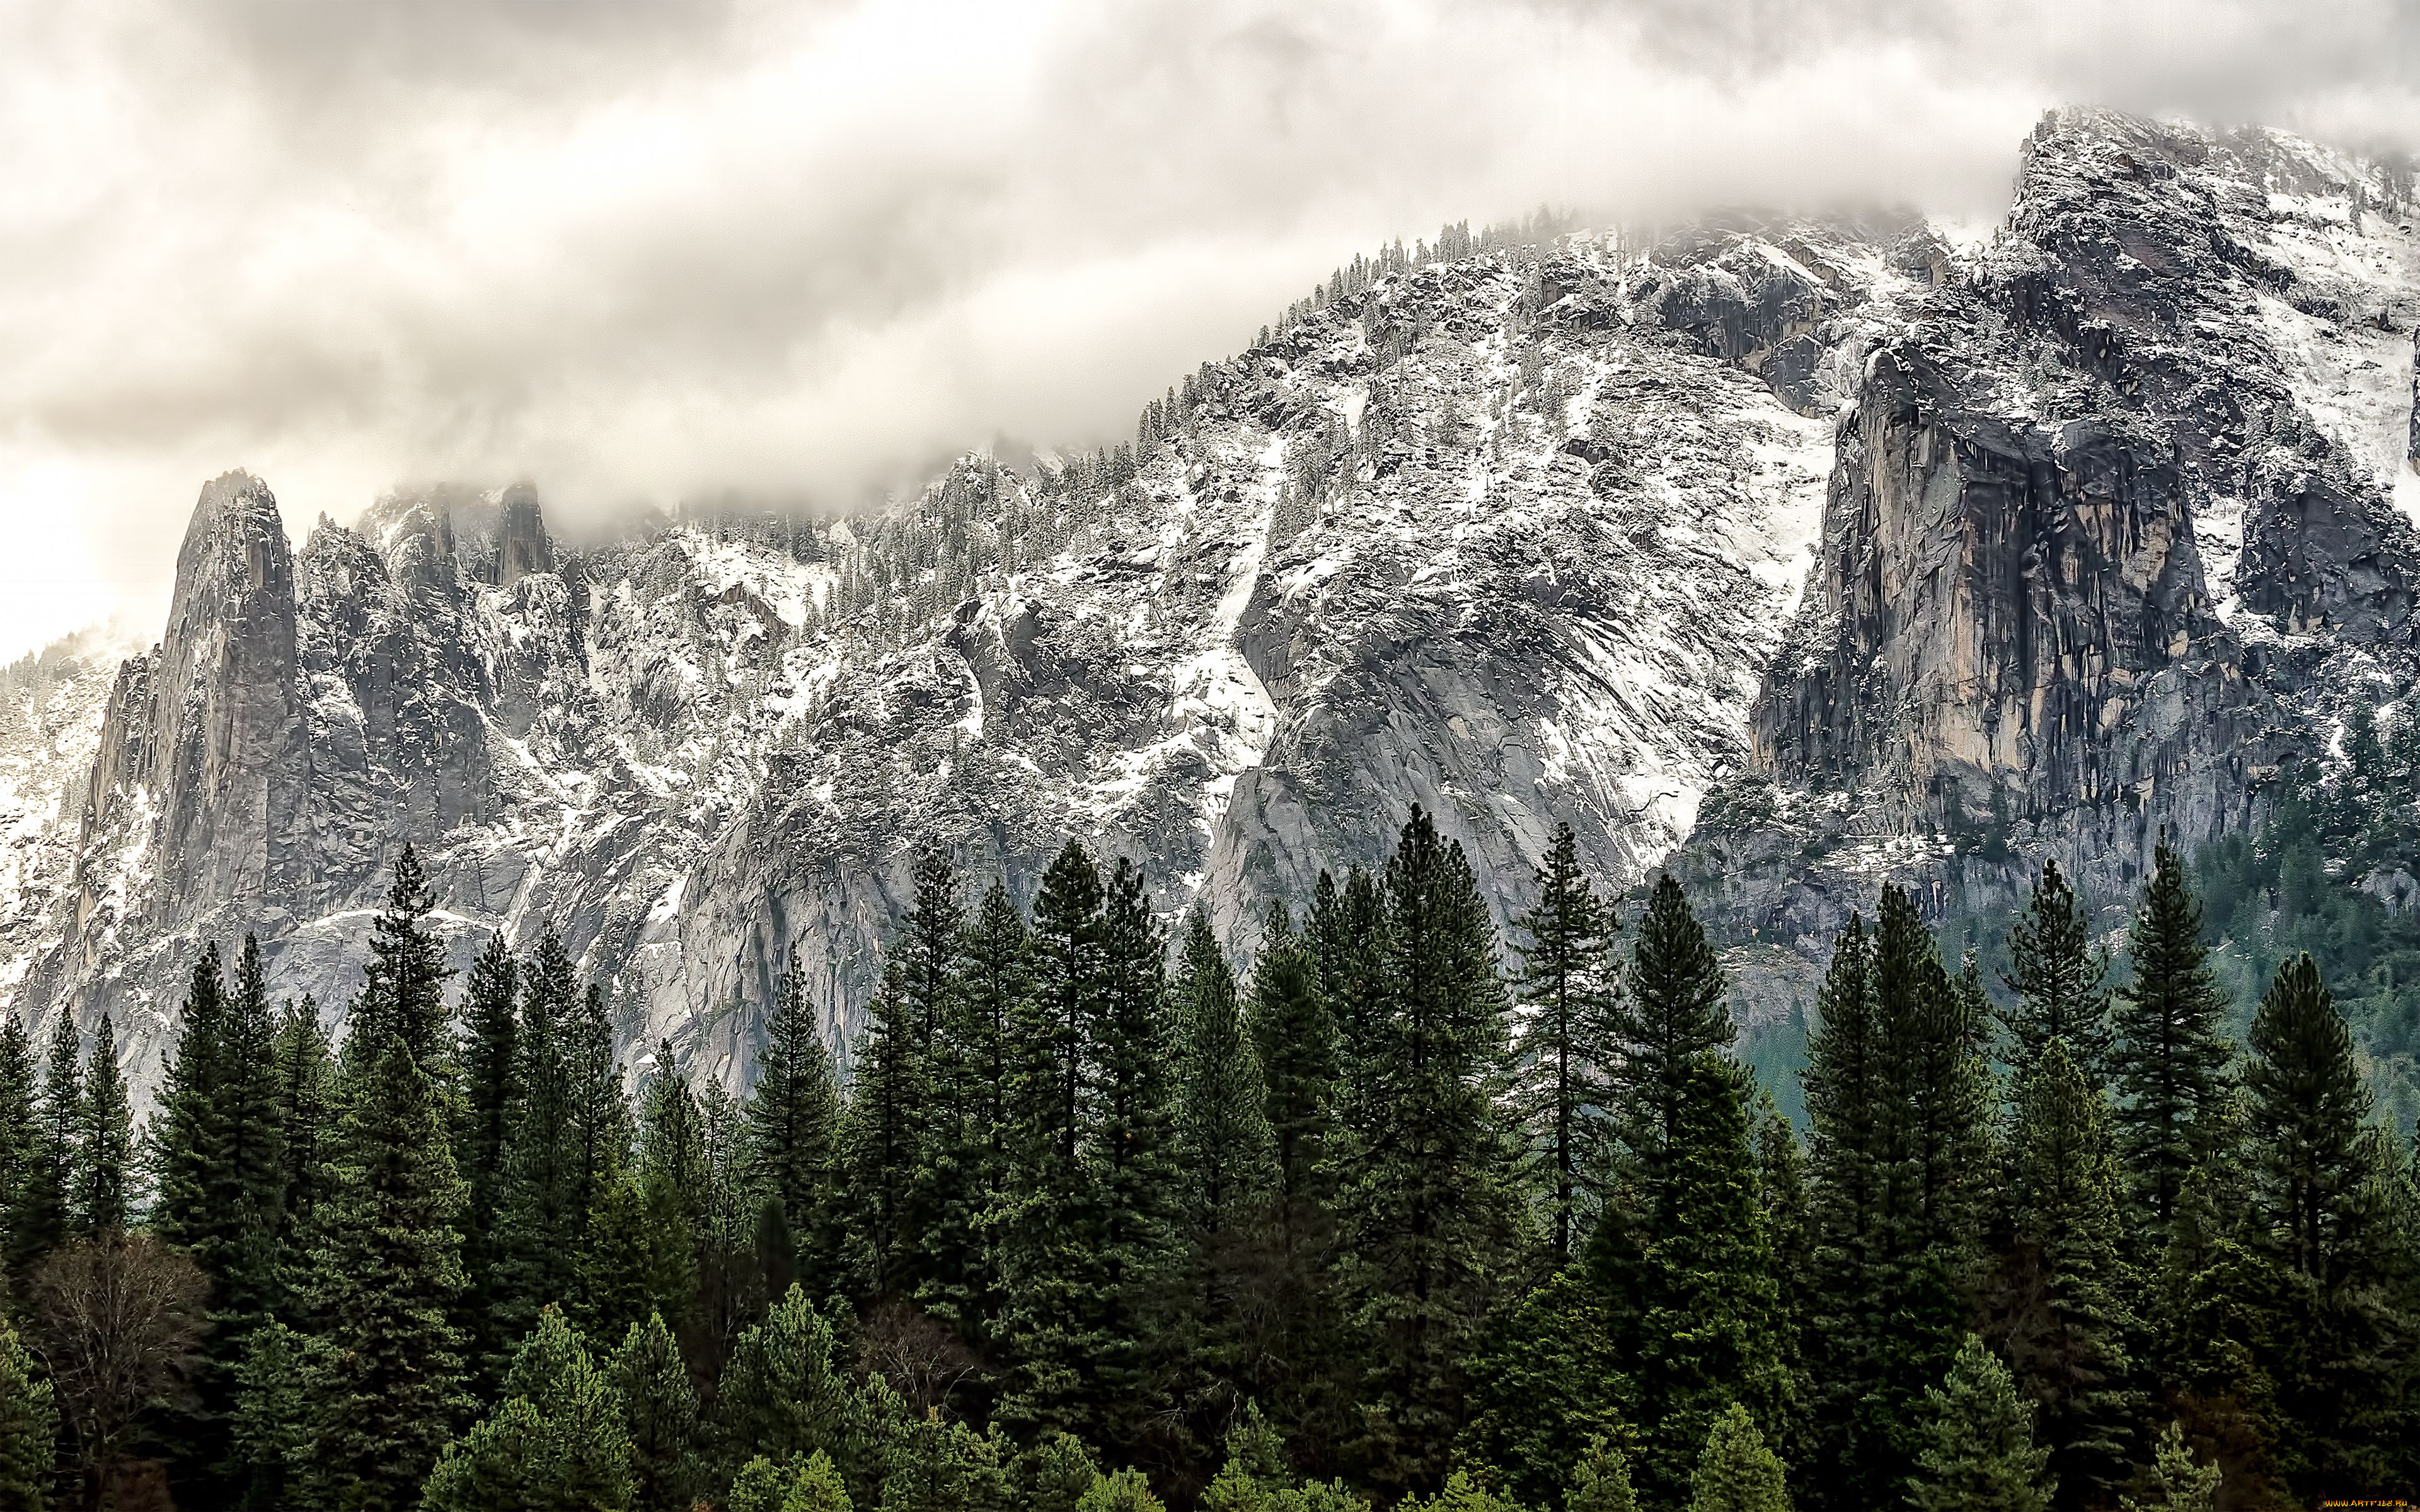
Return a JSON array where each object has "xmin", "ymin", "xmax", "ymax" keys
[
  {"xmin": 844, "ymin": 963, "xmax": 931, "ymax": 1302},
  {"xmin": 890, "ymin": 848, "xmax": 962, "ymax": 1295},
  {"xmin": 1308, "ymin": 867, "xmax": 1389, "ymax": 1156},
  {"xmin": 1175, "ymin": 908, "xmax": 1277, "ymax": 1238},
  {"xmin": 292, "ymin": 851, "xmax": 473, "ymax": 1509},
  {"xmin": 270, "ymin": 999, "xmax": 334, "ymax": 1263},
  {"xmin": 295, "ymin": 1022, "xmax": 473, "ymax": 1510},
  {"xmin": 1332, "ymin": 808, "xmax": 1524, "ymax": 1496},
  {"xmin": 1088, "ymin": 858, "xmax": 1183, "ymax": 1446},
  {"xmin": 1508, "ymin": 827, "xmax": 1619, "ymax": 1265},
  {"xmin": 997, "ymin": 842, "xmax": 1109, "ymax": 1441},
  {"xmin": 1612, "ymin": 875, "xmax": 1734, "ymax": 1208},
  {"xmin": 72, "ymin": 1014, "xmax": 132, "ymax": 1235},
  {"xmin": 151, "ymin": 942, "xmax": 231, "ymax": 1252},
  {"xmin": 713, "ymin": 1285, "xmax": 864, "ymax": 1487},
  {"xmin": 0, "ymin": 1014, "xmax": 36, "ymax": 1271},
  {"xmin": 2109, "ymin": 844, "xmax": 2233, "ymax": 1235},
  {"xmin": 1250, "ymin": 903, "xmax": 1337, "ymax": 1215},
  {"xmin": 566, "ymin": 983, "xmax": 634, "ymax": 1274},
  {"xmin": 2000, "ymin": 1040, "xmax": 2138, "ymax": 1508},
  {"xmin": 1610, "ymin": 878, "xmax": 1782, "ymax": 1501},
  {"xmin": 636, "ymin": 1045, "xmax": 708, "ymax": 1336},
  {"xmin": 2001, "ymin": 861, "xmax": 2112, "ymax": 1087},
  {"xmin": 918, "ymin": 881, "xmax": 1026, "ymax": 1337},
  {"xmin": 1754, "ymin": 1093, "xmax": 1811, "ymax": 1467},
  {"xmin": 744, "ymin": 958, "xmax": 843, "ymax": 1290},
  {"xmin": 1904, "ymin": 1336, "xmax": 2053, "ymax": 1512},
  {"xmin": 615, "ymin": 1311, "xmax": 707, "ymax": 1512},
  {"xmin": 13, "ymin": 1016, "xmax": 79, "ymax": 1273},
  {"xmin": 457, "ymin": 929, "xmax": 521, "ymax": 1368},
  {"xmin": 2240, "ymin": 954, "xmax": 2402, "ymax": 1492},
  {"xmin": 495, "ymin": 931, "xmax": 584, "ymax": 1354}
]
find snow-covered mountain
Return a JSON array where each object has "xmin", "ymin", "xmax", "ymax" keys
[{"xmin": 3, "ymin": 108, "xmax": 2416, "ymax": 1100}]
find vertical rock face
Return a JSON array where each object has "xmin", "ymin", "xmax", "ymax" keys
[
  {"xmin": 1752, "ymin": 351, "xmax": 2262, "ymax": 889},
  {"xmin": 141, "ymin": 472, "xmax": 308, "ymax": 921}
]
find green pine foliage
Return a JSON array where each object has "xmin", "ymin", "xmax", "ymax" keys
[
  {"xmin": 1508, "ymin": 826, "xmax": 1619, "ymax": 1266},
  {"xmin": 1332, "ymin": 809, "xmax": 1526, "ymax": 1497},
  {"xmin": 424, "ymin": 1305, "xmax": 633, "ymax": 1511},
  {"xmin": 72, "ymin": 1014, "xmax": 132, "ymax": 1235},
  {"xmin": 744, "ymin": 959, "xmax": 844, "ymax": 1290},
  {"xmin": 1684, "ymin": 1405, "xmax": 1789, "ymax": 1512},
  {"xmin": 16, "ymin": 1014, "xmax": 79, "ymax": 1271},
  {"xmin": 2109, "ymin": 844, "xmax": 2233, "ymax": 1235},
  {"xmin": 0, "ymin": 1316, "xmax": 55, "ymax": 1512},
  {"xmin": 66, "ymin": 799, "xmax": 2414, "ymax": 1508},
  {"xmin": 1176, "ymin": 908, "xmax": 1277, "ymax": 1238},
  {"xmin": 1565, "ymin": 1435, "xmax": 1636, "ymax": 1512},
  {"xmin": 270, "ymin": 997, "xmax": 334, "ymax": 1259},
  {"xmin": 0, "ymin": 1014, "xmax": 37, "ymax": 1269},
  {"xmin": 1905, "ymin": 1336, "xmax": 2053, "ymax": 1512},
  {"xmin": 1998, "ymin": 1039, "xmax": 2139, "ymax": 1506},
  {"xmin": 613, "ymin": 1311, "xmax": 707, "ymax": 1512},
  {"xmin": 2240, "ymin": 954, "xmax": 2405, "ymax": 1493},
  {"xmin": 715, "ymin": 1284, "xmax": 865, "ymax": 1487},
  {"xmin": 2002, "ymin": 861, "xmax": 2113, "ymax": 1086}
]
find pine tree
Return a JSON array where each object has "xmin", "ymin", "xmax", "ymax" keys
[
  {"xmin": 744, "ymin": 959, "xmax": 843, "ymax": 1289},
  {"xmin": 423, "ymin": 1306, "xmax": 633, "ymax": 1512},
  {"xmin": 494, "ymin": 931, "xmax": 585, "ymax": 1353},
  {"xmin": 635, "ymin": 1046, "xmax": 708, "ymax": 1334},
  {"xmin": 457, "ymin": 929, "xmax": 521, "ymax": 1368},
  {"xmin": 1308, "ymin": 867, "xmax": 1389, "ymax": 1154},
  {"xmin": 1567, "ymin": 1434, "xmax": 1637, "ymax": 1512},
  {"xmin": 2121, "ymin": 1422, "xmax": 2222, "ymax": 1512},
  {"xmin": 1801, "ymin": 892, "xmax": 1993, "ymax": 1512},
  {"xmin": 2002, "ymin": 861, "xmax": 2111, "ymax": 1087},
  {"xmin": 12, "ymin": 1015, "xmax": 78, "ymax": 1274},
  {"xmin": 0, "ymin": 1316, "xmax": 55, "ymax": 1512},
  {"xmin": 1250, "ymin": 903, "xmax": 1337, "ymax": 1214},
  {"xmin": 1459, "ymin": 1266, "xmax": 1627, "ymax": 1510},
  {"xmin": 152, "ymin": 936, "xmax": 288, "ymax": 1499},
  {"xmin": 1904, "ymin": 1336, "xmax": 2053, "ymax": 1512},
  {"xmin": 1509, "ymin": 826, "xmax": 1619, "ymax": 1265},
  {"xmin": 1090, "ymin": 858, "xmax": 1182, "ymax": 1442},
  {"xmin": 1613, "ymin": 875, "xmax": 1733, "ymax": 1207},
  {"xmin": 2109, "ymin": 843, "xmax": 2233, "ymax": 1235},
  {"xmin": 270, "ymin": 999, "xmax": 334, "ymax": 1261},
  {"xmin": 1333, "ymin": 808, "xmax": 1525, "ymax": 1496},
  {"xmin": 580, "ymin": 1168, "xmax": 658, "ymax": 1348},
  {"xmin": 997, "ymin": 842, "xmax": 1109, "ymax": 1440},
  {"xmin": 713, "ymin": 1285, "xmax": 864, "ymax": 1486},
  {"xmin": 228, "ymin": 1320, "xmax": 312, "ymax": 1512},
  {"xmin": 354, "ymin": 842, "xmax": 456, "ymax": 1070},
  {"xmin": 889, "ymin": 849, "xmax": 962, "ymax": 1296},
  {"xmin": 1631, "ymin": 1051, "xmax": 1783, "ymax": 1502},
  {"xmin": 1754, "ymin": 1094, "xmax": 1811, "ymax": 1465},
  {"xmin": 295, "ymin": 862, "xmax": 473, "ymax": 1511},
  {"xmin": 880, "ymin": 1406, "xmax": 1013, "ymax": 1512},
  {"xmin": 2240, "ymin": 954, "xmax": 2400, "ymax": 1491},
  {"xmin": 918, "ymin": 881, "xmax": 1025, "ymax": 1337},
  {"xmin": 844, "ymin": 965, "xmax": 930, "ymax": 1302},
  {"xmin": 565, "ymin": 980, "xmax": 635, "ymax": 1292},
  {"xmin": 72, "ymin": 1014, "xmax": 132, "ymax": 1235},
  {"xmin": 151, "ymin": 942, "xmax": 230, "ymax": 1254},
  {"xmin": 2001, "ymin": 1040, "xmax": 2138, "ymax": 1507},
  {"xmin": 0, "ymin": 1014, "xmax": 36, "ymax": 1266},
  {"xmin": 1177, "ymin": 908, "xmax": 1277, "ymax": 1236},
  {"xmin": 614, "ymin": 1312, "xmax": 706, "ymax": 1512},
  {"xmin": 729, "ymin": 1450, "xmax": 853, "ymax": 1512},
  {"xmin": 1685, "ymin": 1405, "xmax": 1789, "ymax": 1512}
]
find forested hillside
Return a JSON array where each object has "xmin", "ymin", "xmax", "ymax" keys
[{"xmin": 0, "ymin": 813, "xmax": 2409, "ymax": 1511}]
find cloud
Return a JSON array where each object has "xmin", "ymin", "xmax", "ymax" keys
[{"xmin": 0, "ymin": 0, "xmax": 2414, "ymax": 661}]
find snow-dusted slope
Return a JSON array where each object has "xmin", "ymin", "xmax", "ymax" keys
[{"xmin": 6, "ymin": 109, "xmax": 2414, "ymax": 1101}]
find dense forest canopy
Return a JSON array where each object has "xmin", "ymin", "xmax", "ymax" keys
[{"xmin": 0, "ymin": 811, "xmax": 2412, "ymax": 1512}]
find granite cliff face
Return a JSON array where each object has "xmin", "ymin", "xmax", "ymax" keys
[
  {"xmin": 1678, "ymin": 110, "xmax": 2420, "ymax": 995},
  {"xmin": 3, "ymin": 109, "xmax": 2417, "ymax": 1097}
]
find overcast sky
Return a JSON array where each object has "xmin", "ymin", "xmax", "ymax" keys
[{"xmin": 1, "ymin": 0, "xmax": 2414, "ymax": 663}]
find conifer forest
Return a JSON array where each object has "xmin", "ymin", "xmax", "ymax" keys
[{"xmin": 0, "ymin": 811, "xmax": 2411, "ymax": 1512}]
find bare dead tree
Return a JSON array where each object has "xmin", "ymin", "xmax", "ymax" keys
[
  {"xmin": 855, "ymin": 1297, "xmax": 982, "ymax": 1417},
  {"xmin": 30, "ymin": 1231, "xmax": 207, "ymax": 1512}
]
